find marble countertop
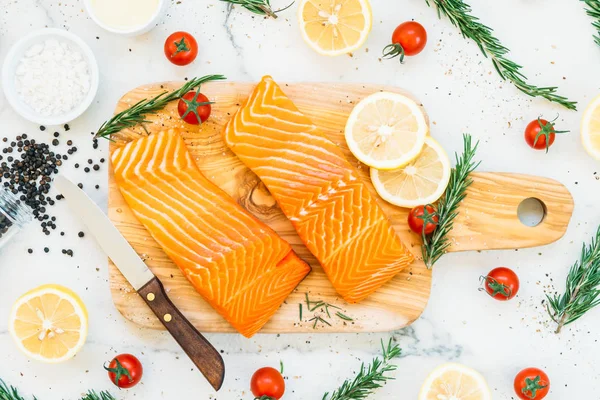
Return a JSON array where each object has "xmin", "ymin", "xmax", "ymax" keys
[{"xmin": 1, "ymin": 0, "xmax": 600, "ymax": 398}]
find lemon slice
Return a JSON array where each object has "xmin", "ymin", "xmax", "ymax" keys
[
  {"xmin": 345, "ymin": 92, "xmax": 428, "ymax": 170},
  {"xmin": 9, "ymin": 284, "xmax": 88, "ymax": 363},
  {"xmin": 298, "ymin": 0, "xmax": 372, "ymax": 56},
  {"xmin": 581, "ymin": 94, "xmax": 600, "ymax": 159},
  {"xmin": 419, "ymin": 363, "xmax": 492, "ymax": 400},
  {"xmin": 371, "ymin": 137, "xmax": 450, "ymax": 208}
]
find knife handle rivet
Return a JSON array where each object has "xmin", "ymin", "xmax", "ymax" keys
[
  {"xmin": 146, "ymin": 293, "xmax": 155, "ymax": 301},
  {"xmin": 164, "ymin": 313, "xmax": 172, "ymax": 322}
]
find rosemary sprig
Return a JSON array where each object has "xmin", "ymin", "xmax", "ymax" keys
[
  {"xmin": 581, "ymin": 0, "xmax": 600, "ymax": 47},
  {"xmin": 424, "ymin": 0, "xmax": 577, "ymax": 110},
  {"xmin": 79, "ymin": 391, "xmax": 117, "ymax": 400},
  {"xmin": 0, "ymin": 379, "xmax": 115, "ymax": 400},
  {"xmin": 547, "ymin": 226, "xmax": 600, "ymax": 333},
  {"xmin": 0, "ymin": 379, "xmax": 33, "ymax": 400},
  {"xmin": 95, "ymin": 75, "xmax": 226, "ymax": 139},
  {"xmin": 322, "ymin": 339, "xmax": 401, "ymax": 400},
  {"xmin": 221, "ymin": 0, "xmax": 294, "ymax": 19},
  {"xmin": 422, "ymin": 134, "xmax": 480, "ymax": 268}
]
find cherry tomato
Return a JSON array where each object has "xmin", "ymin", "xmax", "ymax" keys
[
  {"xmin": 177, "ymin": 91, "xmax": 212, "ymax": 125},
  {"xmin": 251, "ymin": 367, "xmax": 285, "ymax": 399},
  {"xmin": 480, "ymin": 267, "xmax": 519, "ymax": 301},
  {"xmin": 407, "ymin": 205, "xmax": 439, "ymax": 235},
  {"xmin": 524, "ymin": 117, "xmax": 568, "ymax": 152},
  {"xmin": 383, "ymin": 21, "xmax": 427, "ymax": 62},
  {"xmin": 105, "ymin": 354, "xmax": 143, "ymax": 389},
  {"xmin": 164, "ymin": 31, "xmax": 198, "ymax": 66},
  {"xmin": 514, "ymin": 368, "xmax": 550, "ymax": 399}
]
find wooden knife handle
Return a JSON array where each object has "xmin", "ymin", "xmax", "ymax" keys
[{"xmin": 138, "ymin": 277, "xmax": 225, "ymax": 391}]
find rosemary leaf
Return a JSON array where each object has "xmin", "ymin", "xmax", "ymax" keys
[
  {"xmin": 96, "ymin": 75, "xmax": 226, "ymax": 139},
  {"xmin": 422, "ymin": 134, "xmax": 480, "ymax": 268},
  {"xmin": 581, "ymin": 0, "xmax": 600, "ymax": 47},
  {"xmin": 221, "ymin": 0, "xmax": 294, "ymax": 19},
  {"xmin": 322, "ymin": 339, "xmax": 401, "ymax": 400},
  {"xmin": 547, "ymin": 225, "xmax": 600, "ymax": 333},
  {"xmin": 424, "ymin": 0, "xmax": 577, "ymax": 110},
  {"xmin": 335, "ymin": 311, "xmax": 354, "ymax": 321}
]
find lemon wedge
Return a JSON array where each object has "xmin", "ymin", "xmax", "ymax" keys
[
  {"xmin": 581, "ymin": 94, "xmax": 600, "ymax": 160},
  {"xmin": 371, "ymin": 137, "xmax": 450, "ymax": 208},
  {"xmin": 419, "ymin": 363, "xmax": 492, "ymax": 400},
  {"xmin": 9, "ymin": 284, "xmax": 88, "ymax": 363},
  {"xmin": 298, "ymin": 0, "xmax": 372, "ymax": 56},
  {"xmin": 345, "ymin": 92, "xmax": 428, "ymax": 170}
]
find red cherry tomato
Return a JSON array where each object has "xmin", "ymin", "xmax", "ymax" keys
[
  {"xmin": 407, "ymin": 205, "xmax": 439, "ymax": 235},
  {"xmin": 383, "ymin": 21, "xmax": 427, "ymax": 62},
  {"xmin": 177, "ymin": 91, "xmax": 212, "ymax": 125},
  {"xmin": 514, "ymin": 368, "xmax": 550, "ymax": 399},
  {"xmin": 480, "ymin": 267, "xmax": 520, "ymax": 301},
  {"xmin": 164, "ymin": 31, "xmax": 198, "ymax": 66},
  {"xmin": 524, "ymin": 117, "xmax": 568, "ymax": 152},
  {"xmin": 251, "ymin": 367, "xmax": 285, "ymax": 399},
  {"xmin": 105, "ymin": 354, "xmax": 143, "ymax": 389}
]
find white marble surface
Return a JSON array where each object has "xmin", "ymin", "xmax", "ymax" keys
[{"xmin": 1, "ymin": 0, "xmax": 600, "ymax": 398}]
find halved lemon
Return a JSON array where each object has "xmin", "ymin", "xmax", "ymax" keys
[
  {"xmin": 9, "ymin": 284, "xmax": 88, "ymax": 363},
  {"xmin": 298, "ymin": 0, "xmax": 372, "ymax": 56},
  {"xmin": 371, "ymin": 137, "xmax": 450, "ymax": 208},
  {"xmin": 581, "ymin": 94, "xmax": 600, "ymax": 159},
  {"xmin": 419, "ymin": 363, "xmax": 492, "ymax": 400},
  {"xmin": 345, "ymin": 92, "xmax": 428, "ymax": 170}
]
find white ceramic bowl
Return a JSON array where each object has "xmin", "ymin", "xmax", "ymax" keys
[
  {"xmin": 83, "ymin": 0, "xmax": 167, "ymax": 36},
  {"xmin": 1, "ymin": 28, "xmax": 99, "ymax": 126}
]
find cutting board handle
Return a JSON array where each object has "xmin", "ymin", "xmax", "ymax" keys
[{"xmin": 138, "ymin": 277, "xmax": 225, "ymax": 390}]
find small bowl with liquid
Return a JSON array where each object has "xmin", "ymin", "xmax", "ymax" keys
[{"xmin": 84, "ymin": 0, "xmax": 168, "ymax": 36}]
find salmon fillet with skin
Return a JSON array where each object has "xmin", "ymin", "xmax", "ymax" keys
[
  {"xmin": 223, "ymin": 76, "xmax": 414, "ymax": 303},
  {"xmin": 111, "ymin": 129, "xmax": 310, "ymax": 337}
]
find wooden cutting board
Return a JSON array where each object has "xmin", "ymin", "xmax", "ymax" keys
[{"xmin": 107, "ymin": 81, "xmax": 574, "ymax": 334}]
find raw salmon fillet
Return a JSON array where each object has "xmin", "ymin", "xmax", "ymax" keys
[
  {"xmin": 111, "ymin": 129, "xmax": 310, "ymax": 337},
  {"xmin": 223, "ymin": 76, "xmax": 414, "ymax": 303}
]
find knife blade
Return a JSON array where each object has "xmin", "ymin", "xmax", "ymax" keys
[{"xmin": 54, "ymin": 175, "xmax": 225, "ymax": 391}]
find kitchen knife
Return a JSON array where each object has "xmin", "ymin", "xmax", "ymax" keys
[{"xmin": 54, "ymin": 175, "xmax": 225, "ymax": 391}]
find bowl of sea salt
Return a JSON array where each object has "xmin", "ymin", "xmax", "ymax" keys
[{"xmin": 2, "ymin": 28, "xmax": 99, "ymax": 126}]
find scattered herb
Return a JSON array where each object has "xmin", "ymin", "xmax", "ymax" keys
[
  {"xmin": 221, "ymin": 0, "xmax": 294, "ymax": 19},
  {"xmin": 95, "ymin": 75, "xmax": 226, "ymax": 139},
  {"xmin": 322, "ymin": 339, "xmax": 401, "ymax": 400},
  {"xmin": 280, "ymin": 360, "xmax": 284, "ymax": 374},
  {"xmin": 422, "ymin": 134, "xmax": 480, "ymax": 268},
  {"xmin": 309, "ymin": 315, "xmax": 332, "ymax": 329},
  {"xmin": 335, "ymin": 311, "xmax": 354, "ymax": 321},
  {"xmin": 581, "ymin": 0, "xmax": 600, "ymax": 47},
  {"xmin": 302, "ymin": 293, "xmax": 353, "ymax": 328},
  {"xmin": 424, "ymin": 0, "xmax": 577, "ymax": 110},
  {"xmin": 547, "ymin": 225, "xmax": 600, "ymax": 333}
]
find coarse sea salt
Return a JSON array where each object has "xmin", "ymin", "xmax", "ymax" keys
[{"xmin": 15, "ymin": 39, "xmax": 90, "ymax": 117}]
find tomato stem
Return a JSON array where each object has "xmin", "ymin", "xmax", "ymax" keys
[
  {"xmin": 172, "ymin": 37, "xmax": 190, "ymax": 57},
  {"xmin": 521, "ymin": 375, "xmax": 548, "ymax": 399},
  {"xmin": 479, "ymin": 276, "xmax": 511, "ymax": 298},
  {"xmin": 104, "ymin": 358, "xmax": 133, "ymax": 388},
  {"xmin": 533, "ymin": 115, "xmax": 569, "ymax": 153},
  {"xmin": 382, "ymin": 43, "xmax": 406, "ymax": 63},
  {"xmin": 180, "ymin": 91, "xmax": 214, "ymax": 124}
]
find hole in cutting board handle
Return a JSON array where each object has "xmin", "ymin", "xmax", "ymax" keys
[{"xmin": 517, "ymin": 198, "xmax": 547, "ymax": 227}]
